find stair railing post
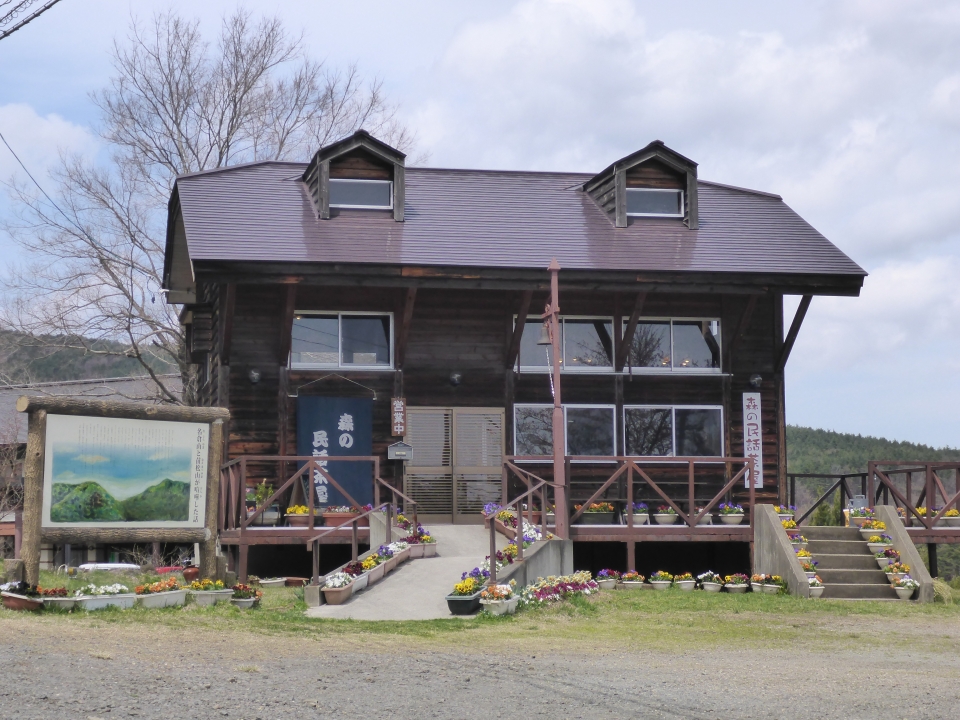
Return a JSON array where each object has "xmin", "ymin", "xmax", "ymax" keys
[
  {"xmin": 516, "ymin": 502, "xmax": 524, "ymax": 563},
  {"xmin": 352, "ymin": 520, "xmax": 358, "ymax": 562},
  {"xmin": 312, "ymin": 540, "xmax": 319, "ymax": 585},
  {"xmin": 489, "ymin": 517, "xmax": 497, "ymax": 584}
]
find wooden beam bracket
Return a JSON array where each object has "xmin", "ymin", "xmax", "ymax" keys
[
  {"xmin": 505, "ymin": 290, "xmax": 534, "ymax": 369},
  {"xmin": 615, "ymin": 292, "xmax": 646, "ymax": 371},
  {"xmin": 776, "ymin": 295, "xmax": 812, "ymax": 372}
]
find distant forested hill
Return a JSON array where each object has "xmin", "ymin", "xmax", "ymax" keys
[{"xmin": 787, "ymin": 426, "xmax": 960, "ymax": 475}]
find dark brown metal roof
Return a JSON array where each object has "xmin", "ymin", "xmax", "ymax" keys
[{"xmin": 173, "ymin": 161, "xmax": 865, "ymax": 281}]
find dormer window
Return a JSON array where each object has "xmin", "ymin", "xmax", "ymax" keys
[
  {"xmin": 329, "ymin": 179, "xmax": 393, "ymax": 210},
  {"xmin": 626, "ymin": 188, "xmax": 683, "ymax": 218}
]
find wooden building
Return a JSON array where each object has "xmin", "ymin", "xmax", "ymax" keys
[{"xmin": 163, "ymin": 130, "xmax": 865, "ymax": 574}]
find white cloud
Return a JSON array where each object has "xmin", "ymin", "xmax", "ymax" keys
[{"xmin": 0, "ymin": 103, "xmax": 98, "ymax": 185}]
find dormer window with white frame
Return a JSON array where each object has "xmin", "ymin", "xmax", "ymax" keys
[
  {"xmin": 626, "ymin": 188, "xmax": 683, "ymax": 218},
  {"xmin": 329, "ymin": 178, "xmax": 393, "ymax": 210}
]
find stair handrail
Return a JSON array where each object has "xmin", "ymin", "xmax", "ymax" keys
[
  {"xmin": 305, "ymin": 501, "xmax": 394, "ymax": 585},
  {"xmin": 484, "ymin": 479, "xmax": 551, "ymax": 584}
]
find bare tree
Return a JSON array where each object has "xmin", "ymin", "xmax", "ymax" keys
[{"xmin": 2, "ymin": 9, "xmax": 415, "ymax": 404}]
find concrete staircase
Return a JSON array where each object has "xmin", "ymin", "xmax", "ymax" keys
[{"xmin": 804, "ymin": 526, "xmax": 897, "ymax": 599}]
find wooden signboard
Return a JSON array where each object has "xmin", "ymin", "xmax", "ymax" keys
[
  {"xmin": 391, "ymin": 397, "xmax": 406, "ymax": 437},
  {"xmin": 16, "ymin": 396, "xmax": 229, "ymax": 585}
]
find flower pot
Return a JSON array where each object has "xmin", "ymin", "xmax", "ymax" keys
[
  {"xmin": 860, "ymin": 528, "xmax": 882, "ymax": 539},
  {"xmin": 407, "ymin": 543, "xmax": 426, "ymax": 559},
  {"xmin": 866, "ymin": 542, "xmax": 888, "ymax": 554},
  {"xmin": 351, "ymin": 573, "xmax": 369, "ymax": 592},
  {"xmin": 675, "ymin": 580, "xmax": 695, "ymax": 592},
  {"xmin": 625, "ymin": 513, "xmax": 649, "ymax": 525},
  {"xmin": 596, "ymin": 578, "xmax": 618, "ymax": 590},
  {"xmin": 286, "ymin": 514, "xmax": 312, "ymax": 527},
  {"xmin": 720, "ymin": 514, "xmax": 744, "ymax": 526},
  {"xmin": 321, "ymin": 583, "xmax": 354, "ymax": 606},
  {"xmin": 481, "ymin": 596, "xmax": 519, "ymax": 615},
  {"xmin": 696, "ymin": 514, "xmax": 713, "ymax": 526},
  {"xmin": 285, "ymin": 577, "xmax": 308, "ymax": 587},
  {"xmin": 494, "ymin": 518, "xmax": 518, "ymax": 540},
  {"xmin": 546, "ymin": 513, "xmax": 556, "ymax": 526},
  {"xmin": 762, "ymin": 584, "xmax": 781, "ymax": 595},
  {"xmin": 751, "ymin": 582, "xmax": 764, "ymax": 593},
  {"xmin": 251, "ymin": 507, "xmax": 281, "ymax": 526},
  {"xmin": 423, "ymin": 542, "xmax": 438, "ymax": 557},
  {"xmin": 446, "ymin": 590, "xmax": 484, "ymax": 615},
  {"xmin": 849, "ymin": 516, "xmax": 869, "ymax": 527},
  {"xmin": 618, "ymin": 581, "xmax": 644, "ymax": 590},
  {"xmin": 182, "ymin": 566, "xmax": 200, "ymax": 582},
  {"xmin": 895, "ymin": 587, "xmax": 915, "ymax": 600},
  {"xmin": 75, "ymin": 594, "xmax": 137, "ymax": 611},
  {"xmin": 231, "ymin": 597, "xmax": 257, "ymax": 609},
  {"xmin": 944, "ymin": 516, "xmax": 960, "ymax": 527},
  {"xmin": 42, "ymin": 597, "xmax": 76, "ymax": 611},
  {"xmin": 808, "ymin": 586, "xmax": 825, "ymax": 598},
  {"xmin": 137, "ymin": 590, "xmax": 186, "ymax": 609},
  {"xmin": 580, "ymin": 512, "xmax": 615, "ymax": 525},
  {"xmin": 384, "ymin": 556, "xmax": 398, "ymax": 573},
  {"xmin": 777, "ymin": 513, "xmax": 795, "ymax": 522},
  {"xmin": 367, "ymin": 563, "xmax": 385, "ymax": 583},
  {"xmin": 188, "ymin": 589, "xmax": 234, "ymax": 607},
  {"xmin": 724, "ymin": 584, "xmax": 748, "ymax": 594},
  {"xmin": 876, "ymin": 557, "xmax": 891, "ymax": 568},
  {"xmin": 887, "ymin": 572, "xmax": 906, "ymax": 582},
  {"xmin": 653, "ymin": 513, "xmax": 678, "ymax": 525},
  {"xmin": 649, "ymin": 580, "xmax": 672, "ymax": 591},
  {"xmin": 322, "ymin": 512, "xmax": 368, "ymax": 528},
  {"xmin": 700, "ymin": 582, "xmax": 722, "ymax": 592},
  {"xmin": 804, "ymin": 571, "xmax": 816, "ymax": 579},
  {"xmin": 396, "ymin": 547, "xmax": 411, "ymax": 564},
  {"xmin": 1, "ymin": 592, "xmax": 43, "ymax": 612},
  {"xmin": 259, "ymin": 578, "xmax": 286, "ymax": 587}
]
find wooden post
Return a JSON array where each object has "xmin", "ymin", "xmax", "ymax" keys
[
  {"xmin": 14, "ymin": 508, "xmax": 22, "ymax": 559},
  {"xmin": 21, "ymin": 409, "xmax": 46, "ymax": 586},
  {"xmin": 200, "ymin": 419, "xmax": 223, "ymax": 580},
  {"xmin": 352, "ymin": 520, "xmax": 358, "ymax": 562},
  {"xmin": 489, "ymin": 519, "xmax": 497, "ymax": 584},
  {"xmin": 928, "ymin": 543, "xmax": 939, "ymax": 578},
  {"xmin": 239, "ymin": 542, "xmax": 248, "ymax": 584},
  {"xmin": 312, "ymin": 540, "xmax": 319, "ymax": 585},
  {"xmin": 546, "ymin": 259, "xmax": 568, "ymax": 540}
]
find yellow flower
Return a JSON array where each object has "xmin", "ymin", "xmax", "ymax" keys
[{"xmin": 286, "ymin": 505, "xmax": 309, "ymax": 515}]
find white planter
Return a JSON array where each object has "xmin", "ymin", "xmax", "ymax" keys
[
  {"xmin": 137, "ymin": 590, "xmax": 186, "ymax": 609},
  {"xmin": 231, "ymin": 597, "xmax": 257, "ymax": 609},
  {"xmin": 481, "ymin": 596, "xmax": 519, "ymax": 615},
  {"xmin": 808, "ymin": 586, "xmax": 825, "ymax": 598},
  {"xmin": 189, "ymin": 589, "xmax": 234, "ymax": 607},
  {"xmin": 876, "ymin": 557, "xmax": 891, "ymax": 568},
  {"xmin": 626, "ymin": 513, "xmax": 649, "ymax": 525},
  {"xmin": 408, "ymin": 543, "xmax": 426, "ymax": 559},
  {"xmin": 720, "ymin": 514, "xmax": 744, "ymax": 525},
  {"xmin": 75, "ymin": 594, "xmax": 137, "ymax": 611},
  {"xmin": 762, "ymin": 584, "xmax": 781, "ymax": 595},
  {"xmin": 423, "ymin": 543, "xmax": 438, "ymax": 557},
  {"xmin": 805, "ymin": 571, "xmax": 817, "ymax": 579},
  {"xmin": 701, "ymin": 582, "xmax": 722, "ymax": 593},
  {"xmin": 751, "ymin": 582, "xmax": 764, "ymax": 593},
  {"xmin": 886, "ymin": 572, "xmax": 906, "ymax": 582},
  {"xmin": 649, "ymin": 580, "xmax": 672, "ymax": 591},
  {"xmin": 675, "ymin": 580, "xmax": 695, "ymax": 592},
  {"xmin": 42, "ymin": 597, "xmax": 76, "ymax": 611},
  {"xmin": 696, "ymin": 514, "xmax": 713, "ymax": 525},
  {"xmin": 777, "ymin": 514, "xmax": 794, "ymax": 522},
  {"xmin": 618, "ymin": 581, "xmax": 644, "ymax": 590},
  {"xmin": 895, "ymin": 587, "xmax": 915, "ymax": 600},
  {"xmin": 860, "ymin": 528, "xmax": 883, "ymax": 539},
  {"xmin": 351, "ymin": 573, "xmax": 369, "ymax": 592},
  {"xmin": 259, "ymin": 578, "xmax": 286, "ymax": 587},
  {"xmin": 597, "ymin": 578, "xmax": 618, "ymax": 590},
  {"xmin": 724, "ymin": 584, "xmax": 748, "ymax": 594},
  {"xmin": 944, "ymin": 516, "xmax": 960, "ymax": 527},
  {"xmin": 866, "ymin": 542, "xmax": 889, "ymax": 554},
  {"xmin": 653, "ymin": 513, "xmax": 678, "ymax": 525}
]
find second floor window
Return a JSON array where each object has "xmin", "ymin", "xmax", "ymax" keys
[
  {"xmin": 291, "ymin": 312, "xmax": 392, "ymax": 369},
  {"xmin": 517, "ymin": 317, "xmax": 613, "ymax": 372},
  {"xmin": 626, "ymin": 319, "xmax": 721, "ymax": 371},
  {"xmin": 329, "ymin": 179, "xmax": 393, "ymax": 210}
]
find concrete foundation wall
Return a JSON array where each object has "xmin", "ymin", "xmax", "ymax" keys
[
  {"xmin": 875, "ymin": 505, "xmax": 934, "ymax": 603},
  {"xmin": 753, "ymin": 504, "xmax": 809, "ymax": 597},
  {"xmin": 497, "ymin": 539, "xmax": 573, "ymax": 588}
]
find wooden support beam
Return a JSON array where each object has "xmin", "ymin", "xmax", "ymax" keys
[
  {"xmin": 395, "ymin": 287, "xmax": 417, "ymax": 368},
  {"xmin": 776, "ymin": 295, "xmax": 812, "ymax": 372},
  {"xmin": 505, "ymin": 290, "xmax": 534, "ymax": 369},
  {"xmin": 727, "ymin": 296, "xmax": 758, "ymax": 367},
  {"xmin": 278, "ymin": 285, "xmax": 297, "ymax": 366},
  {"xmin": 220, "ymin": 283, "xmax": 236, "ymax": 366},
  {"xmin": 16, "ymin": 396, "xmax": 229, "ymax": 422},
  {"xmin": 615, "ymin": 292, "xmax": 646, "ymax": 371}
]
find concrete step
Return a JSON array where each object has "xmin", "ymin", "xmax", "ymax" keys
[
  {"xmin": 801, "ymin": 526, "xmax": 864, "ymax": 541},
  {"xmin": 812, "ymin": 553, "xmax": 879, "ymax": 570},
  {"xmin": 817, "ymin": 568, "xmax": 891, "ymax": 584},
  {"xmin": 822, "ymin": 582, "xmax": 898, "ymax": 599},
  {"xmin": 806, "ymin": 538, "xmax": 872, "ymax": 555}
]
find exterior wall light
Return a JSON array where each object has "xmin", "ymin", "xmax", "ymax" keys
[
  {"xmin": 248, "ymin": 369, "xmax": 261, "ymax": 384},
  {"xmin": 749, "ymin": 374, "xmax": 762, "ymax": 388}
]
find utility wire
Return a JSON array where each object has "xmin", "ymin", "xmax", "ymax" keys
[{"xmin": 0, "ymin": 0, "xmax": 64, "ymax": 42}]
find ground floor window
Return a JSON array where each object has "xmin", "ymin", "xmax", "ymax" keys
[
  {"xmin": 514, "ymin": 404, "xmax": 616, "ymax": 459},
  {"xmin": 624, "ymin": 405, "xmax": 723, "ymax": 457}
]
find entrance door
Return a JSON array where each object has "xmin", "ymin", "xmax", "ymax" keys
[{"xmin": 404, "ymin": 407, "xmax": 503, "ymax": 523}]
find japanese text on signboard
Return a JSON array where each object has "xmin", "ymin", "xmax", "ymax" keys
[{"xmin": 742, "ymin": 392, "xmax": 763, "ymax": 488}]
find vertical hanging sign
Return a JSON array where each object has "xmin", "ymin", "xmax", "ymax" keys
[
  {"xmin": 391, "ymin": 397, "xmax": 406, "ymax": 436},
  {"xmin": 742, "ymin": 392, "xmax": 763, "ymax": 488},
  {"xmin": 296, "ymin": 397, "xmax": 373, "ymax": 507}
]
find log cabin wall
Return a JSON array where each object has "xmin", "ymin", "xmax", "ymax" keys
[{"xmin": 193, "ymin": 282, "xmax": 785, "ymax": 500}]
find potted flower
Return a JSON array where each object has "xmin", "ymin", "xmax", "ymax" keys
[
  {"xmin": 884, "ymin": 561, "xmax": 910, "ymax": 582},
  {"xmin": 231, "ymin": 584, "xmax": 263, "ymax": 609},
  {"xmin": 1, "ymin": 581, "xmax": 43, "ymax": 612},
  {"xmin": 697, "ymin": 571, "xmax": 723, "ymax": 592},
  {"xmin": 362, "ymin": 554, "xmax": 385, "ymax": 583},
  {"xmin": 446, "ymin": 575, "xmax": 486, "ymax": 615},
  {"xmin": 322, "ymin": 505, "xmax": 368, "ymax": 528},
  {"xmin": 187, "ymin": 579, "xmax": 232, "ymax": 607},
  {"xmin": 342, "ymin": 561, "xmax": 369, "ymax": 592},
  {"xmin": 847, "ymin": 507, "xmax": 874, "ymax": 527},
  {"xmin": 800, "ymin": 560, "xmax": 818, "ymax": 578},
  {"xmin": 808, "ymin": 575, "xmax": 825, "ymax": 598},
  {"xmin": 576, "ymin": 502, "xmax": 616, "ymax": 525},
  {"xmin": 248, "ymin": 480, "xmax": 280, "ymax": 526},
  {"xmin": 795, "ymin": 547, "xmax": 813, "ymax": 563},
  {"xmin": 693, "ymin": 507, "xmax": 712, "ymax": 525},
  {"xmin": 674, "ymin": 572, "xmax": 695, "ymax": 591},
  {"xmin": 788, "ymin": 533, "xmax": 808, "ymax": 548},
  {"xmin": 619, "ymin": 571, "xmax": 644, "ymax": 589},
  {"xmin": 596, "ymin": 569, "xmax": 620, "ymax": 589},
  {"xmin": 781, "ymin": 519, "xmax": 798, "ymax": 531},
  {"xmin": 652, "ymin": 505, "xmax": 679, "ymax": 525},
  {"xmin": 774, "ymin": 505, "xmax": 796, "ymax": 521},
  {"xmin": 480, "ymin": 581, "xmax": 519, "ymax": 615},
  {"xmin": 875, "ymin": 548, "xmax": 900, "ymax": 569},
  {"xmin": 891, "ymin": 575, "xmax": 919, "ymax": 600},
  {"xmin": 73, "ymin": 583, "xmax": 136, "ymax": 610},
  {"xmin": 751, "ymin": 573, "xmax": 769, "ymax": 593},
  {"xmin": 625, "ymin": 502, "xmax": 649, "ymax": 525},
  {"xmin": 718, "ymin": 503, "xmax": 744, "ymax": 525},
  {"xmin": 420, "ymin": 527, "xmax": 438, "ymax": 556},
  {"xmin": 322, "ymin": 572, "xmax": 354, "ymax": 605},
  {"xmin": 38, "ymin": 586, "xmax": 74, "ymax": 611},
  {"xmin": 765, "ymin": 575, "xmax": 785, "ymax": 595},
  {"xmin": 377, "ymin": 544, "xmax": 397, "ymax": 573},
  {"xmin": 389, "ymin": 540, "xmax": 411, "ymax": 564},
  {"xmin": 135, "ymin": 577, "xmax": 186, "ymax": 609},
  {"xmin": 859, "ymin": 519, "xmax": 886, "ymax": 538},
  {"xmin": 866, "ymin": 534, "xmax": 893, "ymax": 554},
  {"xmin": 649, "ymin": 570, "xmax": 673, "ymax": 590},
  {"xmin": 945, "ymin": 508, "xmax": 960, "ymax": 527},
  {"xmin": 285, "ymin": 505, "xmax": 311, "ymax": 527},
  {"xmin": 723, "ymin": 573, "xmax": 750, "ymax": 593}
]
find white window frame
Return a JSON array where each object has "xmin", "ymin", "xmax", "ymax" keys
[
  {"xmin": 625, "ymin": 187, "xmax": 684, "ymax": 218},
  {"xmin": 290, "ymin": 310, "xmax": 394, "ymax": 370},
  {"xmin": 515, "ymin": 315, "xmax": 615, "ymax": 374},
  {"xmin": 329, "ymin": 178, "xmax": 394, "ymax": 210},
  {"xmin": 623, "ymin": 404, "xmax": 724, "ymax": 459},
  {"xmin": 513, "ymin": 403, "xmax": 617, "ymax": 462},
  {"xmin": 622, "ymin": 317, "xmax": 722, "ymax": 375}
]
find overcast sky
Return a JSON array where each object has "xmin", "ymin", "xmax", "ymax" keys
[{"xmin": 1, "ymin": 0, "xmax": 959, "ymax": 447}]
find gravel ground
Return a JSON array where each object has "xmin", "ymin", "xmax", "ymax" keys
[{"xmin": 2, "ymin": 617, "xmax": 959, "ymax": 720}]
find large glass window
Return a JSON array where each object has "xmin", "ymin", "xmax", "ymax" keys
[
  {"xmin": 624, "ymin": 406, "xmax": 723, "ymax": 457},
  {"xmin": 625, "ymin": 188, "xmax": 683, "ymax": 217},
  {"xmin": 514, "ymin": 405, "xmax": 553, "ymax": 457},
  {"xmin": 329, "ymin": 179, "xmax": 393, "ymax": 209},
  {"xmin": 516, "ymin": 317, "xmax": 612, "ymax": 372},
  {"xmin": 291, "ymin": 312, "xmax": 392, "ymax": 368},
  {"xmin": 625, "ymin": 318, "xmax": 720, "ymax": 372},
  {"xmin": 514, "ymin": 405, "xmax": 615, "ymax": 459}
]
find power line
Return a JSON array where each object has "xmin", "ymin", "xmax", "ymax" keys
[{"xmin": 0, "ymin": 0, "xmax": 64, "ymax": 42}]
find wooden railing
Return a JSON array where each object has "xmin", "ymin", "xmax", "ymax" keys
[
  {"xmin": 485, "ymin": 476, "xmax": 556, "ymax": 584},
  {"xmin": 788, "ymin": 473, "xmax": 868, "ymax": 525},
  {"xmin": 868, "ymin": 462, "xmax": 960, "ymax": 530}
]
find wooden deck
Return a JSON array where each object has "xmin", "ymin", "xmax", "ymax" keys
[
  {"xmin": 568, "ymin": 524, "xmax": 752, "ymax": 542},
  {"xmin": 219, "ymin": 526, "xmax": 370, "ymax": 546}
]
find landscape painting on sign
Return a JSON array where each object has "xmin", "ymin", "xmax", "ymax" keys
[{"xmin": 41, "ymin": 414, "xmax": 209, "ymax": 528}]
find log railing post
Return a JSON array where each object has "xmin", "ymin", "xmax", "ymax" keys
[
  {"xmin": 489, "ymin": 518, "xmax": 498, "ymax": 584},
  {"xmin": 308, "ymin": 460, "xmax": 316, "ymax": 530},
  {"xmin": 687, "ymin": 461, "xmax": 695, "ymax": 526},
  {"xmin": 352, "ymin": 520, "xmax": 358, "ymax": 562}
]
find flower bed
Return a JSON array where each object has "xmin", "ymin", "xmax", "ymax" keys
[
  {"xmin": 135, "ymin": 578, "xmax": 186, "ymax": 609},
  {"xmin": 1, "ymin": 581, "xmax": 43, "ymax": 611},
  {"xmin": 518, "ymin": 571, "xmax": 598, "ymax": 606},
  {"xmin": 697, "ymin": 571, "xmax": 723, "ymax": 592},
  {"xmin": 74, "ymin": 583, "xmax": 136, "ymax": 610}
]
